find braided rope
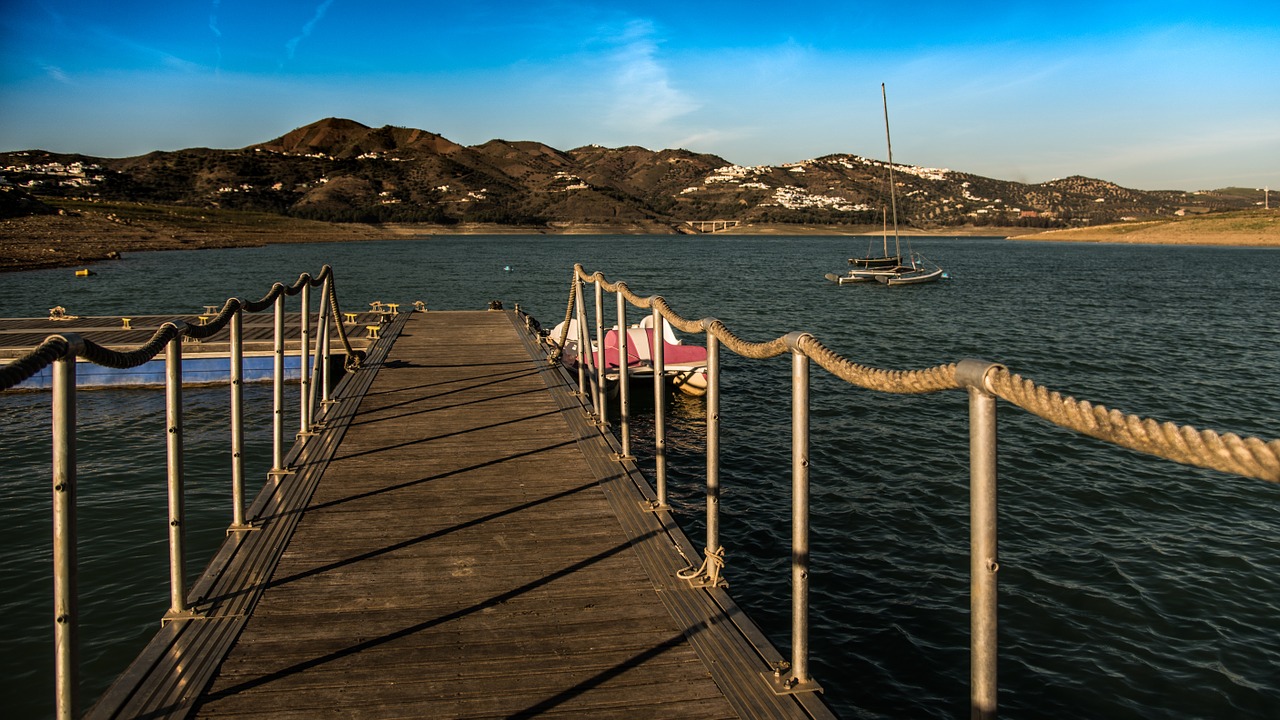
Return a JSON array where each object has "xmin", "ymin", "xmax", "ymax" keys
[
  {"xmin": 184, "ymin": 299, "xmax": 239, "ymax": 341},
  {"xmin": 705, "ymin": 320, "xmax": 789, "ymax": 360},
  {"xmin": 321, "ymin": 268, "xmax": 364, "ymax": 370},
  {"xmin": 240, "ymin": 283, "xmax": 285, "ymax": 313},
  {"xmin": 0, "ymin": 266, "xmax": 365, "ymax": 390},
  {"xmin": 567, "ymin": 264, "xmax": 1279, "ymax": 483},
  {"xmin": 987, "ymin": 370, "xmax": 1279, "ymax": 482},
  {"xmin": 79, "ymin": 324, "xmax": 180, "ymax": 369},
  {"xmin": 547, "ymin": 269, "xmax": 578, "ymax": 364},
  {"xmin": 0, "ymin": 336, "xmax": 71, "ymax": 390},
  {"xmin": 797, "ymin": 335, "xmax": 960, "ymax": 394}
]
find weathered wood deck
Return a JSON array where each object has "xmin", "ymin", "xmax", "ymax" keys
[{"xmin": 89, "ymin": 310, "xmax": 835, "ymax": 719}]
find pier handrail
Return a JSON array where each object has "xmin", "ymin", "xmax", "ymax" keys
[
  {"xmin": 559, "ymin": 262, "xmax": 1279, "ymax": 717},
  {"xmin": 0, "ymin": 265, "xmax": 363, "ymax": 391},
  {"xmin": 570, "ymin": 264, "xmax": 1279, "ymax": 482},
  {"xmin": 0, "ymin": 265, "xmax": 368, "ymax": 720}
]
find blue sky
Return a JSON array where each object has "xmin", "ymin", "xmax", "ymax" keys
[{"xmin": 1, "ymin": 1, "xmax": 1276, "ymax": 191}]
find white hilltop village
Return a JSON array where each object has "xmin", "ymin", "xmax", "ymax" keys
[{"xmin": 678, "ymin": 155, "xmax": 952, "ymax": 213}]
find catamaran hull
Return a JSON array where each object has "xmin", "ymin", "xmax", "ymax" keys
[
  {"xmin": 877, "ymin": 267, "xmax": 944, "ymax": 285},
  {"xmin": 825, "ymin": 272, "xmax": 877, "ymax": 284}
]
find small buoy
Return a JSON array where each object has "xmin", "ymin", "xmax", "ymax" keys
[{"xmin": 75, "ymin": 269, "xmax": 94, "ymax": 277}]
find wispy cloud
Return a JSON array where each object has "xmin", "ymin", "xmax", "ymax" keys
[
  {"xmin": 603, "ymin": 20, "xmax": 697, "ymax": 130},
  {"xmin": 209, "ymin": 0, "xmax": 223, "ymax": 68},
  {"xmin": 208, "ymin": 0, "xmax": 222, "ymax": 38},
  {"xmin": 43, "ymin": 65, "xmax": 72, "ymax": 85},
  {"xmin": 286, "ymin": 0, "xmax": 337, "ymax": 60}
]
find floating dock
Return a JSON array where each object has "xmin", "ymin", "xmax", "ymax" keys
[
  {"xmin": 88, "ymin": 309, "xmax": 835, "ymax": 719},
  {"xmin": 0, "ymin": 312, "xmax": 380, "ymax": 389}
]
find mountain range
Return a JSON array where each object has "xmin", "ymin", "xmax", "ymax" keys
[{"xmin": 0, "ymin": 118, "xmax": 1265, "ymax": 230}]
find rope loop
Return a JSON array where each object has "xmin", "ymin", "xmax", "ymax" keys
[{"xmin": 676, "ymin": 546, "xmax": 727, "ymax": 586}]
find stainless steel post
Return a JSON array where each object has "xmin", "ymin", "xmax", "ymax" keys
[
  {"xmin": 573, "ymin": 280, "xmax": 590, "ymax": 406},
  {"xmin": 307, "ymin": 295, "xmax": 324, "ymax": 426},
  {"xmin": 320, "ymin": 279, "xmax": 332, "ymax": 407},
  {"xmin": 594, "ymin": 280, "xmax": 607, "ymax": 420},
  {"xmin": 615, "ymin": 289, "xmax": 631, "ymax": 457},
  {"xmin": 652, "ymin": 308, "xmax": 667, "ymax": 508},
  {"xmin": 272, "ymin": 292, "xmax": 284, "ymax": 473},
  {"xmin": 229, "ymin": 308, "xmax": 248, "ymax": 530},
  {"xmin": 790, "ymin": 343, "xmax": 811, "ymax": 685},
  {"xmin": 957, "ymin": 359, "xmax": 1002, "ymax": 720},
  {"xmin": 164, "ymin": 331, "xmax": 189, "ymax": 618},
  {"xmin": 52, "ymin": 339, "xmax": 80, "ymax": 720},
  {"xmin": 705, "ymin": 330, "xmax": 721, "ymax": 556},
  {"xmin": 299, "ymin": 281, "xmax": 311, "ymax": 435}
]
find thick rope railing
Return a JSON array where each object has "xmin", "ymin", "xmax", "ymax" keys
[
  {"xmin": 0, "ymin": 265, "xmax": 363, "ymax": 391},
  {"xmin": 548, "ymin": 269, "xmax": 578, "ymax": 364},
  {"xmin": 566, "ymin": 263, "xmax": 1279, "ymax": 482},
  {"xmin": 987, "ymin": 369, "xmax": 1280, "ymax": 482}
]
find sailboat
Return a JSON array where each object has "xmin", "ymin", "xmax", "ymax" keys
[
  {"xmin": 825, "ymin": 210, "xmax": 904, "ymax": 284},
  {"xmin": 826, "ymin": 84, "xmax": 945, "ymax": 286}
]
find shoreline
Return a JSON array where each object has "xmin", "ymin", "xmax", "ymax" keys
[{"xmin": 4, "ymin": 207, "xmax": 1278, "ymax": 273}]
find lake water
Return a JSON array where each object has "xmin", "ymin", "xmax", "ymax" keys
[{"xmin": 2, "ymin": 235, "xmax": 1278, "ymax": 718}]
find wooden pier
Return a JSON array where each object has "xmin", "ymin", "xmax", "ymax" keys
[{"xmin": 89, "ymin": 310, "xmax": 834, "ymax": 719}]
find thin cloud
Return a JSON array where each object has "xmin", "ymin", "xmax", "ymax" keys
[
  {"xmin": 604, "ymin": 20, "xmax": 697, "ymax": 130},
  {"xmin": 209, "ymin": 0, "xmax": 222, "ymax": 38},
  {"xmin": 43, "ymin": 65, "xmax": 72, "ymax": 85},
  {"xmin": 209, "ymin": 0, "xmax": 222, "ymax": 68},
  {"xmin": 286, "ymin": 0, "xmax": 337, "ymax": 60}
]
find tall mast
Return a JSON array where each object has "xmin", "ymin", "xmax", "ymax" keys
[
  {"xmin": 882, "ymin": 83, "xmax": 901, "ymax": 259},
  {"xmin": 882, "ymin": 209, "xmax": 889, "ymax": 257}
]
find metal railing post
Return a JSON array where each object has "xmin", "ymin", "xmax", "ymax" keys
[
  {"xmin": 705, "ymin": 329, "xmax": 721, "ymax": 560},
  {"xmin": 163, "ymin": 329, "xmax": 191, "ymax": 620},
  {"xmin": 789, "ymin": 340, "xmax": 811, "ymax": 686},
  {"xmin": 573, "ymin": 280, "xmax": 591, "ymax": 407},
  {"xmin": 320, "ymin": 278, "xmax": 333, "ymax": 408},
  {"xmin": 306, "ymin": 297, "xmax": 324, "ymax": 428},
  {"xmin": 271, "ymin": 292, "xmax": 285, "ymax": 475},
  {"xmin": 958, "ymin": 360, "xmax": 1003, "ymax": 719},
  {"xmin": 615, "ymin": 289, "xmax": 631, "ymax": 458},
  {"xmin": 52, "ymin": 336, "xmax": 81, "ymax": 720},
  {"xmin": 228, "ymin": 308, "xmax": 250, "ymax": 531},
  {"xmin": 299, "ymin": 280, "xmax": 311, "ymax": 435},
  {"xmin": 594, "ymin": 279, "xmax": 607, "ymax": 421},
  {"xmin": 652, "ymin": 308, "xmax": 667, "ymax": 508},
  {"xmin": 763, "ymin": 333, "xmax": 820, "ymax": 694}
]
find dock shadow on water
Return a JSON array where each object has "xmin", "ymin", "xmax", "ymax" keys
[{"xmin": 2, "ymin": 235, "xmax": 1279, "ymax": 717}]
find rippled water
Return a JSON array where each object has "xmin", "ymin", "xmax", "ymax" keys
[{"xmin": 2, "ymin": 236, "xmax": 1278, "ymax": 718}]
